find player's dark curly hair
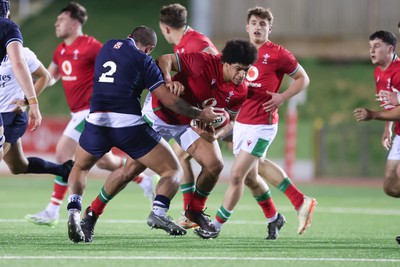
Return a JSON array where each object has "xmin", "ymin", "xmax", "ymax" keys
[
  {"xmin": 159, "ymin": 3, "xmax": 187, "ymax": 29},
  {"xmin": 221, "ymin": 39, "xmax": 258, "ymax": 66},
  {"xmin": 60, "ymin": 1, "xmax": 88, "ymax": 25},
  {"xmin": 369, "ymin": 30, "xmax": 397, "ymax": 50}
]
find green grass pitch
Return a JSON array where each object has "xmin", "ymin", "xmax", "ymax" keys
[{"xmin": 0, "ymin": 175, "xmax": 399, "ymax": 267}]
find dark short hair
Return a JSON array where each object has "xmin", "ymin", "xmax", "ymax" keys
[
  {"xmin": 370, "ymin": 30, "xmax": 397, "ymax": 50},
  {"xmin": 60, "ymin": 1, "xmax": 87, "ymax": 25},
  {"xmin": 129, "ymin": 26, "xmax": 157, "ymax": 47},
  {"xmin": 159, "ymin": 3, "xmax": 187, "ymax": 29},
  {"xmin": 221, "ymin": 39, "xmax": 258, "ymax": 66},
  {"xmin": 0, "ymin": 0, "xmax": 9, "ymax": 18},
  {"xmin": 247, "ymin": 6, "xmax": 274, "ymax": 25}
]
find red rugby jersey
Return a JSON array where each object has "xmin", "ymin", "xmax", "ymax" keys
[
  {"xmin": 52, "ymin": 35, "xmax": 102, "ymax": 112},
  {"xmin": 237, "ymin": 41, "xmax": 298, "ymax": 125},
  {"xmin": 374, "ymin": 56, "xmax": 400, "ymax": 135},
  {"xmin": 153, "ymin": 52, "xmax": 247, "ymax": 125}
]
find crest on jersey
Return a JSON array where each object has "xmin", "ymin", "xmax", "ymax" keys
[
  {"xmin": 113, "ymin": 42, "xmax": 123, "ymax": 49},
  {"xmin": 262, "ymin": 53, "xmax": 270, "ymax": 64},
  {"xmin": 246, "ymin": 66, "xmax": 259, "ymax": 82},
  {"xmin": 73, "ymin": 49, "xmax": 79, "ymax": 60}
]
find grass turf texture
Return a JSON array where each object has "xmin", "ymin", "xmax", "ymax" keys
[{"xmin": 0, "ymin": 175, "xmax": 399, "ymax": 267}]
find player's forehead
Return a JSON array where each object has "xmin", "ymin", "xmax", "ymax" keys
[
  {"xmin": 57, "ymin": 11, "xmax": 73, "ymax": 21},
  {"xmin": 231, "ymin": 63, "xmax": 251, "ymax": 72},
  {"xmin": 248, "ymin": 15, "xmax": 268, "ymax": 25},
  {"xmin": 369, "ymin": 38, "xmax": 386, "ymax": 46}
]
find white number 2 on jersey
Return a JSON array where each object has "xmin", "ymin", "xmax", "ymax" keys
[{"xmin": 98, "ymin": 61, "xmax": 117, "ymax": 83}]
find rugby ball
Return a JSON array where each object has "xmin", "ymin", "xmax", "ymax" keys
[{"xmin": 191, "ymin": 108, "xmax": 230, "ymax": 130}]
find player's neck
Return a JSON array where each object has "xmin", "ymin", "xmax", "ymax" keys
[
  {"xmin": 64, "ymin": 31, "xmax": 83, "ymax": 46},
  {"xmin": 251, "ymin": 39, "xmax": 269, "ymax": 49},
  {"xmin": 173, "ymin": 26, "xmax": 188, "ymax": 45},
  {"xmin": 378, "ymin": 54, "xmax": 395, "ymax": 71}
]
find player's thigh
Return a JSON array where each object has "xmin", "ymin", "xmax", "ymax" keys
[
  {"xmin": 384, "ymin": 159, "xmax": 400, "ymax": 182},
  {"xmin": 138, "ymin": 138, "xmax": 181, "ymax": 176},
  {"xmin": 55, "ymin": 134, "xmax": 78, "ymax": 162},
  {"xmin": 187, "ymin": 138, "xmax": 223, "ymax": 171},
  {"xmin": 3, "ymin": 139, "xmax": 28, "ymax": 173}
]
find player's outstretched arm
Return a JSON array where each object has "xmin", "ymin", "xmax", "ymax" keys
[
  {"xmin": 354, "ymin": 106, "xmax": 400, "ymax": 121},
  {"xmin": 152, "ymin": 83, "xmax": 218, "ymax": 123}
]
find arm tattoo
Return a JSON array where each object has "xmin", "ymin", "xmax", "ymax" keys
[{"xmin": 172, "ymin": 98, "xmax": 201, "ymax": 119}]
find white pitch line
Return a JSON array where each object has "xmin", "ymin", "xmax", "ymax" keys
[{"xmin": 0, "ymin": 256, "xmax": 400, "ymax": 262}]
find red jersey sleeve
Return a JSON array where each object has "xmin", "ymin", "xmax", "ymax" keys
[
  {"xmin": 278, "ymin": 47, "xmax": 299, "ymax": 75},
  {"xmin": 176, "ymin": 52, "xmax": 211, "ymax": 78}
]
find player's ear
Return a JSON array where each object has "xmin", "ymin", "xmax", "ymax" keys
[{"xmin": 145, "ymin": 45, "xmax": 155, "ymax": 55}]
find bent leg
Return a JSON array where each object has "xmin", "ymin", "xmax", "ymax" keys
[{"xmin": 384, "ymin": 160, "xmax": 400, "ymax": 197}]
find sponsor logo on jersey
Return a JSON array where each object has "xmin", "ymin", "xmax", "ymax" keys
[
  {"xmin": 246, "ymin": 66, "xmax": 262, "ymax": 87},
  {"xmin": 61, "ymin": 60, "xmax": 77, "ymax": 81},
  {"xmin": 202, "ymin": 98, "xmax": 217, "ymax": 108}
]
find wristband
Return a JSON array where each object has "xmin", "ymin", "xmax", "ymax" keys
[{"xmin": 26, "ymin": 96, "xmax": 38, "ymax": 105}]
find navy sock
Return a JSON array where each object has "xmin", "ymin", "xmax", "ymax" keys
[
  {"xmin": 26, "ymin": 157, "xmax": 65, "ymax": 177},
  {"xmin": 153, "ymin": 195, "xmax": 171, "ymax": 209}
]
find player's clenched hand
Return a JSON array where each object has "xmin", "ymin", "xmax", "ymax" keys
[
  {"xmin": 353, "ymin": 108, "xmax": 372, "ymax": 121},
  {"xmin": 190, "ymin": 119, "xmax": 216, "ymax": 142},
  {"xmin": 262, "ymin": 91, "xmax": 284, "ymax": 112},
  {"xmin": 376, "ymin": 90, "xmax": 399, "ymax": 108},
  {"xmin": 27, "ymin": 104, "xmax": 42, "ymax": 131},
  {"xmin": 197, "ymin": 107, "xmax": 219, "ymax": 124},
  {"xmin": 166, "ymin": 81, "xmax": 185, "ymax": 96}
]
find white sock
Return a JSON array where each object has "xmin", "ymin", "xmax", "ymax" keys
[
  {"xmin": 45, "ymin": 203, "xmax": 60, "ymax": 217},
  {"xmin": 212, "ymin": 220, "xmax": 223, "ymax": 231},
  {"xmin": 152, "ymin": 205, "xmax": 168, "ymax": 217}
]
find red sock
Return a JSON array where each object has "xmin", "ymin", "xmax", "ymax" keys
[
  {"xmin": 182, "ymin": 192, "xmax": 194, "ymax": 210},
  {"xmin": 258, "ymin": 198, "xmax": 277, "ymax": 219},
  {"xmin": 189, "ymin": 193, "xmax": 208, "ymax": 212},
  {"xmin": 51, "ymin": 182, "xmax": 68, "ymax": 205},
  {"xmin": 284, "ymin": 184, "xmax": 304, "ymax": 210},
  {"xmin": 90, "ymin": 196, "xmax": 106, "ymax": 217}
]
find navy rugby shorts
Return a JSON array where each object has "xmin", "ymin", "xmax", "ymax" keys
[
  {"xmin": 79, "ymin": 121, "xmax": 161, "ymax": 159},
  {"xmin": 2, "ymin": 112, "xmax": 28, "ymax": 144}
]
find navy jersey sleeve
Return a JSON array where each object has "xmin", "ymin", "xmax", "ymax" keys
[
  {"xmin": 0, "ymin": 19, "xmax": 23, "ymax": 62},
  {"xmin": 144, "ymin": 57, "xmax": 165, "ymax": 92}
]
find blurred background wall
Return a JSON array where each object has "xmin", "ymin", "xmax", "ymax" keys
[{"xmin": 6, "ymin": 0, "xmax": 400, "ymax": 180}]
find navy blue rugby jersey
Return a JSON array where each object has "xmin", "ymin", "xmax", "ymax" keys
[
  {"xmin": 0, "ymin": 18, "xmax": 23, "ymax": 63},
  {"xmin": 91, "ymin": 38, "xmax": 164, "ymax": 116}
]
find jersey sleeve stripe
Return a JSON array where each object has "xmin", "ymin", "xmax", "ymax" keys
[
  {"xmin": 5, "ymin": 38, "xmax": 23, "ymax": 47},
  {"xmin": 175, "ymin": 53, "xmax": 181, "ymax": 73},
  {"xmin": 148, "ymin": 80, "xmax": 165, "ymax": 91},
  {"xmin": 288, "ymin": 64, "xmax": 300, "ymax": 76}
]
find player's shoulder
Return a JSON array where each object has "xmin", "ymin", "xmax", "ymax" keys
[
  {"xmin": 265, "ymin": 41, "xmax": 293, "ymax": 55},
  {"xmin": 0, "ymin": 17, "xmax": 19, "ymax": 30},
  {"xmin": 22, "ymin": 47, "xmax": 37, "ymax": 60}
]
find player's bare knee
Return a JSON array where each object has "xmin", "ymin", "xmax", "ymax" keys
[
  {"xmin": 95, "ymin": 158, "xmax": 108, "ymax": 170},
  {"xmin": 244, "ymin": 176, "xmax": 258, "ymax": 189},
  {"xmin": 204, "ymin": 159, "xmax": 223, "ymax": 177}
]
